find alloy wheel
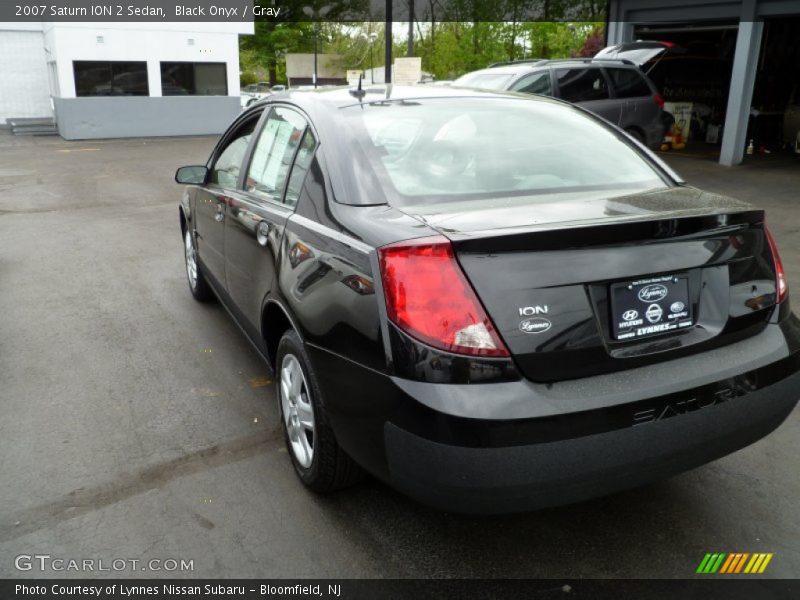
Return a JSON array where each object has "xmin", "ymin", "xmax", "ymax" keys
[
  {"xmin": 184, "ymin": 229, "xmax": 198, "ymax": 289},
  {"xmin": 280, "ymin": 353, "xmax": 315, "ymax": 468}
]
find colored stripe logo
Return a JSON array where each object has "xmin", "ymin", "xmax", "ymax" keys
[{"xmin": 696, "ymin": 553, "xmax": 774, "ymax": 574}]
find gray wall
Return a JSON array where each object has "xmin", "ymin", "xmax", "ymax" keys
[{"xmin": 53, "ymin": 96, "xmax": 241, "ymax": 140}]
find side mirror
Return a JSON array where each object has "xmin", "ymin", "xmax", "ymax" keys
[{"xmin": 175, "ymin": 165, "xmax": 208, "ymax": 185}]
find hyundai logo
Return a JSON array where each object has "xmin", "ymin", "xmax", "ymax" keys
[
  {"xmin": 622, "ymin": 309, "xmax": 639, "ymax": 321},
  {"xmin": 519, "ymin": 317, "xmax": 552, "ymax": 334},
  {"xmin": 638, "ymin": 284, "xmax": 668, "ymax": 303},
  {"xmin": 645, "ymin": 303, "xmax": 663, "ymax": 323}
]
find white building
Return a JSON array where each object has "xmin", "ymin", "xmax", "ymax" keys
[{"xmin": 0, "ymin": 21, "xmax": 253, "ymax": 139}]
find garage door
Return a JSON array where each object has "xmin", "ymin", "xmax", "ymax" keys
[{"xmin": 0, "ymin": 30, "xmax": 52, "ymax": 124}]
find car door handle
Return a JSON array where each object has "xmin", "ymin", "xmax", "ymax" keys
[
  {"xmin": 214, "ymin": 204, "xmax": 224, "ymax": 222},
  {"xmin": 256, "ymin": 221, "xmax": 270, "ymax": 246}
]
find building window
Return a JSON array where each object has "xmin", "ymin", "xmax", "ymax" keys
[
  {"xmin": 73, "ymin": 61, "xmax": 149, "ymax": 97},
  {"xmin": 160, "ymin": 62, "xmax": 227, "ymax": 96}
]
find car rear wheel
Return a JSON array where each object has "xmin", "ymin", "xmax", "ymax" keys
[
  {"xmin": 276, "ymin": 329, "xmax": 363, "ymax": 492},
  {"xmin": 184, "ymin": 228, "xmax": 213, "ymax": 301}
]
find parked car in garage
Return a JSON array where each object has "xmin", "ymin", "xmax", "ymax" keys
[
  {"xmin": 453, "ymin": 58, "xmax": 666, "ymax": 148},
  {"xmin": 176, "ymin": 86, "xmax": 799, "ymax": 514}
]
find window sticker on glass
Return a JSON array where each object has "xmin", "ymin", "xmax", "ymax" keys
[
  {"xmin": 261, "ymin": 120, "xmax": 294, "ymax": 192},
  {"xmin": 246, "ymin": 108, "xmax": 306, "ymax": 200}
]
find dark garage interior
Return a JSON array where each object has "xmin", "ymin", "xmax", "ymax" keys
[
  {"xmin": 753, "ymin": 17, "xmax": 800, "ymax": 151},
  {"xmin": 633, "ymin": 17, "xmax": 800, "ymax": 159},
  {"xmin": 635, "ymin": 23, "xmax": 736, "ymax": 154}
]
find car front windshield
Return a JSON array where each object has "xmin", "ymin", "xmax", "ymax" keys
[
  {"xmin": 342, "ymin": 97, "xmax": 667, "ymax": 207},
  {"xmin": 453, "ymin": 72, "xmax": 516, "ymax": 90}
]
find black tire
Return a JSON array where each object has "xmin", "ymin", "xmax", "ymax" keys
[
  {"xmin": 183, "ymin": 227, "xmax": 213, "ymax": 302},
  {"xmin": 625, "ymin": 127, "xmax": 646, "ymax": 145},
  {"xmin": 276, "ymin": 329, "xmax": 363, "ymax": 492}
]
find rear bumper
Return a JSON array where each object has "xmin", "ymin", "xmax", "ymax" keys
[
  {"xmin": 384, "ymin": 365, "xmax": 799, "ymax": 513},
  {"xmin": 309, "ymin": 320, "xmax": 800, "ymax": 514}
]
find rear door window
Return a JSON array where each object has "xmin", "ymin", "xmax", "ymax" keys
[
  {"xmin": 606, "ymin": 68, "xmax": 651, "ymax": 98},
  {"xmin": 555, "ymin": 68, "xmax": 609, "ymax": 102},
  {"xmin": 245, "ymin": 106, "xmax": 307, "ymax": 203},
  {"xmin": 284, "ymin": 130, "xmax": 317, "ymax": 208},
  {"xmin": 509, "ymin": 71, "xmax": 552, "ymax": 95}
]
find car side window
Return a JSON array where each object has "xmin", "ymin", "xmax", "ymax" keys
[
  {"xmin": 245, "ymin": 106, "xmax": 307, "ymax": 203},
  {"xmin": 509, "ymin": 71, "xmax": 552, "ymax": 96},
  {"xmin": 606, "ymin": 68, "xmax": 651, "ymax": 98},
  {"xmin": 555, "ymin": 68, "xmax": 610, "ymax": 102},
  {"xmin": 211, "ymin": 116, "xmax": 258, "ymax": 188},
  {"xmin": 284, "ymin": 129, "xmax": 318, "ymax": 208}
]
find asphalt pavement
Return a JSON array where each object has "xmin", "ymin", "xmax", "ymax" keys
[{"xmin": 0, "ymin": 131, "xmax": 797, "ymax": 579}]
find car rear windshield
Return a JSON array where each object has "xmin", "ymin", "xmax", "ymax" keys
[
  {"xmin": 342, "ymin": 97, "xmax": 667, "ymax": 207},
  {"xmin": 606, "ymin": 67, "xmax": 652, "ymax": 98}
]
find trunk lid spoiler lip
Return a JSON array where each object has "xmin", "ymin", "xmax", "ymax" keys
[
  {"xmin": 432, "ymin": 209, "xmax": 760, "ymax": 244},
  {"xmin": 422, "ymin": 210, "xmax": 763, "ymax": 245},
  {"xmin": 397, "ymin": 187, "xmax": 759, "ymax": 244}
]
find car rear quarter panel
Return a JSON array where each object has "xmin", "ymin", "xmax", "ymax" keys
[{"xmin": 276, "ymin": 155, "xmax": 430, "ymax": 374}]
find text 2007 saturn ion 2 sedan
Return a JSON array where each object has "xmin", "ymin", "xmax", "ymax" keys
[{"xmin": 176, "ymin": 86, "xmax": 799, "ymax": 514}]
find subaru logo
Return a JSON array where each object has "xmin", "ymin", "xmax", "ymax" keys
[
  {"xmin": 645, "ymin": 303, "xmax": 663, "ymax": 323},
  {"xmin": 670, "ymin": 301, "xmax": 685, "ymax": 313},
  {"xmin": 638, "ymin": 284, "xmax": 668, "ymax": 303},
  {"xmin": 519, "ymin": 317, "xmax": 552, "ymax": 334},
  {"xmin": 622, "ymin": 310, "xmax": 639, "ymax": 321}
]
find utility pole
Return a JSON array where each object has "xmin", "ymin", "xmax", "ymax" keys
[
  {"xmin": 407, "ymin": 0, "xmax": 414, "ymax": 56},
  {"xmin": 360, "ymin": 31, "xmax": 378, "ymax": 83},
  {"xmin": 385, "ymin": 0, "xmax": 392, "ymax": 83},
  {"xmin": 302, "ymin": 4, "xmax": 332, "ymax": 88},
  {"xmin": 312, "ymin": 23, "xmax": 318, "ymax": 88}
]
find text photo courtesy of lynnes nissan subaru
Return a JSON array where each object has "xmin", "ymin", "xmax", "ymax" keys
[{"xmin": 1, "ymin": 0, "xmax": 799, "ymax": 597}]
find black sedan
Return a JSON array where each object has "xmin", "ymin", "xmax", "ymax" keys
[{"xmin": 176, "ymin": 86, "xmax": 799, "ymax": 514}]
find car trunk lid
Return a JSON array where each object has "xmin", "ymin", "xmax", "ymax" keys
[
  {"xmin": 595, "ymin": 41, "xmax": 686, "ymax": 74},
  {"xmin": 398, "ymin": 186, "xmax": 780, "ymax": 382}
]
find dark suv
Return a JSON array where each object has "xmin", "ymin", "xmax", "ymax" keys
[{"xmin": 454, "ymin": 58, "xmax": 665, "ymax": 148}]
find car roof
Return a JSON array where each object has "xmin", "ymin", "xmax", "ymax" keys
[
  {"xmin": 462, "ymin": 64, "xmax": 539, "ymax": 76},
  {"xmin": 461, "ymin": 58, "xmax": 639, "ymax": 79},
  {"xmin": 249, "ymin": 84, "xmax": 563, "ymax": 112}
]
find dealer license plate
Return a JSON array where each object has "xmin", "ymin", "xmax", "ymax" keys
[{"xmin": 610, "ymin": 274, "xmax": 693, "ymax": 341}]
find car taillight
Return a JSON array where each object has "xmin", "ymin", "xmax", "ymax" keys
[
  {"xmin": 378, "ymin": 236, "xmax": 509, "ymax": 357},
  {"xmin": 765, "ymin": 227, "xmax": 788, "ymax": 304},
  {"xmin": 653, "ymin": 94, "xmax": 665, "ymax": 109}
]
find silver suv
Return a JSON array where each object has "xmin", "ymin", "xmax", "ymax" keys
[{"xmin": 454, "ymin": 58, "xmax": 665, "ymax": 148}]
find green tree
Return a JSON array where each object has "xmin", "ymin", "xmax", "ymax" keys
[
  {"xmin": 323, "ymin": 22, "xmax": 386, "ymax": 77},
  {"xmin": 240, "ymin": 22, "xmax": 315, "ymax": 86}
]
